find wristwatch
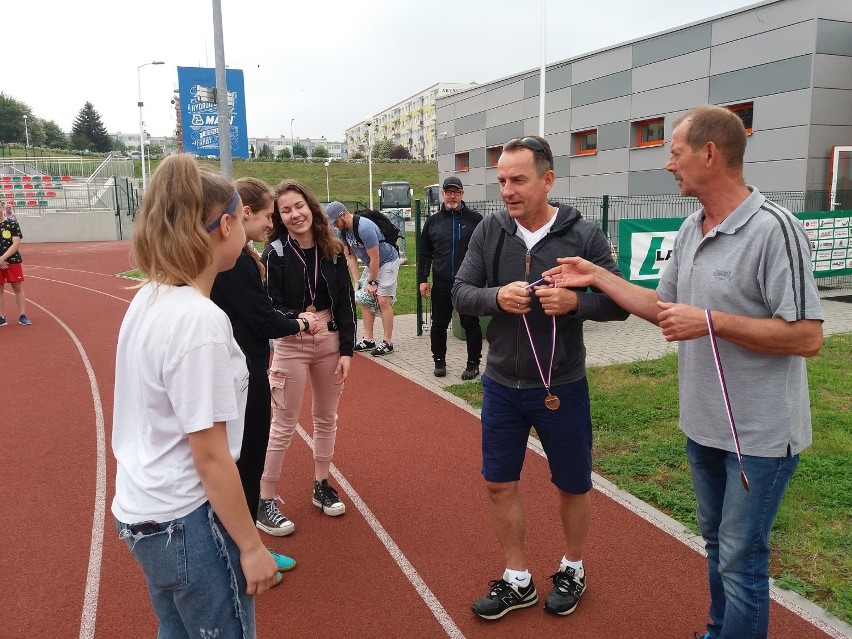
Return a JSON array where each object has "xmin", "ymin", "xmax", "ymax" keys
[
  {"xmin": 367, "ymin": 279, "xmax": 378, "ymax": 286},
  {"xmin": 300, "ymin": 317, "xmax": 310, "ymax": 331}
]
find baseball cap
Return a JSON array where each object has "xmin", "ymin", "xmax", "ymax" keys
[
  {"xmin": 442, "ymin": 177, "xmax": 464, "ymax": 191},
  {"xmin": 325, "ymin": 201, "xmax": 347, "ymax": 223}
]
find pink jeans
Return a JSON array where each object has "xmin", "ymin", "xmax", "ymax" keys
[{"xmin": 260, "ymin": 310, "xmax": 344, "ymax": 492}]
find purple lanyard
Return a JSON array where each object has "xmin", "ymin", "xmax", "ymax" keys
[
  {"xmin": 705, "ymin": 309, "xmax": 750, "ymax": 491},
  {"xmin": 288, "ymin": 242, "xmax": 318, "ymax": 306}
]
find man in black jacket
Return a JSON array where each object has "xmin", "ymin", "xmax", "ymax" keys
[
  {"xmin": 417, "ymin": 177, "xmax": 483, "ymax": 379},
  {"xmin": 453, "ymin": 136, "xmax": 628, "ymax": 621}
]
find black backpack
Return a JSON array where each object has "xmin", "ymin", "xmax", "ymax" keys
[{"xmin": 353, "ymin": 210, "xmax": 401, "ymax": 253}]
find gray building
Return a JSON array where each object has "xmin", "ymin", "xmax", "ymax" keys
[{"xmin": 436, "ymin": 0, "xmax": 852, "ymax": 201}]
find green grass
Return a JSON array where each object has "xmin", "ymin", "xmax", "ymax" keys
[
  {"xmin": 189, "ymin": 159, "xmax": 439, "ymax": 208},
  {"xmin": 445, "ymin": 334, "xmax": 852, "ymax": 624}
]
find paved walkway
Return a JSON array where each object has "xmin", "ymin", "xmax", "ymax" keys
[{"xmin": 357, "ymin": 286, "xmax": 852, "ymax": 639}]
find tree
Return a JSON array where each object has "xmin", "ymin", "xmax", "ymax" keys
[
  {"xmin": 311, "ymin": 145, "xmax": 329, "ymax": 158},
  {"xmin": 371, "ymin": 138, "xmax": 394, "ymax": 159},
  {"xmin": 350, "ymin": 150, "xmax": 365, "ymax": 160},
  {"xmin": 0, "ymin": 93, "xmax": 31, "ymax": 145},
  {"xmin": 258, "ymin": 143, "xmax": 273, "ymax": 160},
  {"xmin": 292, "ymin": 143, "xmax": 308, "ymax": 158},
  {"xmin": 389, "ymin": 145, "xmax": 412, "ymax": 160},
  {"xmin": 71, "ymin": 102, "xmax": 112, "ymax": 152},
  {"xmin": 276, "ymin": 147, "xmax": 291, "ymax": 160},
  {"xmin": 43, "ymin": 120, "xmax": 69, "ymax": 149}
]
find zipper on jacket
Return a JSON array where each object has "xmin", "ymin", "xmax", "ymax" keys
[{"xmin": 514, "ymin": 249, "xmax": 533, "ymax": 386}]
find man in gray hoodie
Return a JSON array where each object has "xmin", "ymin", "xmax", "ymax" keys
[{"xmin": 453, "ymin": 135, "xmax": 628, "ymax": 621}]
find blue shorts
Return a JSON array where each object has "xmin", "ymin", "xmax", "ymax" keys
[{"xmin": 480, "ymin": 374, "xmax": 593, "ymax": 494}]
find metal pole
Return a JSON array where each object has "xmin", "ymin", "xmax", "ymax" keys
[
  {"xmin": 366, "ymin": 120, "xmax": 374, "ymax": 209},
  {"xmin": 415, "ymin": 199, "xmax": 423, "ymax": 336},
  {"xmin": 290, "ymin": 118, "xmax": 294, "ymax": 156},
  {"xmin": 325, "ymin": 161, "xmax": 330, "ymax": 201},
  {"xmin": 212, "ymin": 0, "xmax": 233, "ymax": 177},
  {"xmin": 539, "ymin": 0, "xmax": 546, "ymax": 136},
  {"xmin": 137, "ymin": 67, "xmax": 146, "ymax": 191}
]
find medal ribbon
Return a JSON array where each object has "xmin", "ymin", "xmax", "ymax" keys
[
  {"xmin": 288, "ymin": 241, "xmax": 318, "ymax": 310},
  {"xmin": 521, "ymin": 283, "xmax": 557, "ymax": 397}
]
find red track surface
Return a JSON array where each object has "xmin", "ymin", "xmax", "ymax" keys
[{"xmin": 0, "ymin": 241, "xmax": 836, "ymax": 639}]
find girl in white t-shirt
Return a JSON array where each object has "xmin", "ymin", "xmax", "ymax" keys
[{"xmin": 112, "ymin": 154, "xmax": 277, "ymax": 638}]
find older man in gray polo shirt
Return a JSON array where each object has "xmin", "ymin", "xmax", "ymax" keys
[{"xmin": 544, "ymin": 105, "xmax": 823, "ymax": 639}]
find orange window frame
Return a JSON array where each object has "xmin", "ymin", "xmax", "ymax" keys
[
  {"xmin": 727, "ymin": 102, "xmax": 754, "ymax": 134},
  {"xmin": 487, "ymin": 146, "xmax": 502, "ymax": 167},
  {"xmin": 576, "ymin": 130, "xmax": 597, "ymax": 156},
  {"xmin": 636, "ymin": 118, "xmax": 665, "ymax": 147},
  {"xmin": 455, "ymin": 152, "xmax": 470, "ymax": 171}
]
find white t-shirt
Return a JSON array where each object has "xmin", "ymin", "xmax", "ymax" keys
[
  {"xmin": 515, "ymin": 206, "xmax": 558, "ymax": 250},
  {"xmin": 111, "ymin": 283, "xmax": 249, "ymax": 523}
]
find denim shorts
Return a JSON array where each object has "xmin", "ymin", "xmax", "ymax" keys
[
  {"xmin": 480, "ymin": 374, "xmax": 593, "ymax": 494},
  {"xmin": 116, "ymin": 501, "xmax": 256, "ymax": 638}
]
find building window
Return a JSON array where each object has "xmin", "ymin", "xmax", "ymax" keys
[
  {"xmin": 487, "ymin": 146, "xmax": 503, "ymax": 167},
  {"xmin": 727, "ymin": 102, "xmax": 754, "ymax": 134},
  {"xmin": 575, "ymin": 129, "xmax": 597, "ymax": 156},
  {"xmin": 455, "ymin": 152, "xmax": 470, "ymax": 171},
  {"xmin": 636, "ymin": 118, "xmax": 665, "ymax": 147}
]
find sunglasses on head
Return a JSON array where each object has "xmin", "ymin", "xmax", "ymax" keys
[
  {"xmin": 205, "ymin": 191, "xmax": 240, "ymax": 233},
  {"xmin": 511, "ymin": 137, "xmax": 553, "ymax": 167}
]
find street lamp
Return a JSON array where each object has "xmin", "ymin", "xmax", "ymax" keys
[
  {"xmin": 290, "ymin": 118, "xmax": 295, "ymax": 156},
  {"xmin": 138, "ymin": 60, "xmax": 165, "ymax": 192},
  {"xmin": 364, "ymin": 115, "xmax": 374, "ymax": 209},
  {"xmin": 324, "ymin": 161, "xmax": 330, "ymax": 201},
  {"xmin": 23, "ymin": 114, "xmax": 29, "ymax": 157}
]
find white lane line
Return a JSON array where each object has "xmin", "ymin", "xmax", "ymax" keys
[
  {"xmin": 27, "ymin": 265, "xmax": 124, "ymax": 277},
  {"xmin": 295, "ymin": 425, "xmax": 467, "ymax": 639},
  {"xmin": 27, "ymin": 300, "xmax": 107, "ymax": 639},
  {"xmin": 28, "ymin": 277, "xmax": 133, "ymax": 303}
]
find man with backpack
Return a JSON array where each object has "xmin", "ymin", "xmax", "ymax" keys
[{"xmin": 326, "ymin": 201, "xmax": 400, "ymax": 356}]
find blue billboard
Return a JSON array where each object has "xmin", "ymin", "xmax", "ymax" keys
[{"xmin": 177, "ymin": 66, "xmax": 249, "ymax": 159}]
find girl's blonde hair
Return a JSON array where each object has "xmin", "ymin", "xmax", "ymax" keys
[
  {"xmin": 132, "ymin": 154, "xmax": 234, "ymax": 286},
  {"xmin": 235, "ymin": 177, "xmax": 274, "ymax": 280},
  {"xmin": 269, "ymin": 180, "xmax": 344, "ymax": 260}
]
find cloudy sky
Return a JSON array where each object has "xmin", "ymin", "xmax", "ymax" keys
[{"xmin": 4, "ymin": 0, "xmax": 761, "ymax": 141}]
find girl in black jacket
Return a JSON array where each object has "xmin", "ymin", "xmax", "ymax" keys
[
  {"xmin": 258, "ymin": 180, "xmax": 357, "ymax": 530},
  {"xmin": 211, "ymin": 178, "xmax": 319, "ymax": 574}
]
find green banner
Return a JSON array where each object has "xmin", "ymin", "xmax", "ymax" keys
[{"xmin": 618, "ymin": 211, "xmax": 852, "ymax": 288}]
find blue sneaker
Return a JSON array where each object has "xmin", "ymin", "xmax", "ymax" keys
[
  {"xmin": 18, "ymin": 315, "xmax": 32, "ymax": 326},
  {"xmin": 268, "ymin": 549, "xmax": 296, "ymax": 572},
  {"xmin": 0, "ymin": 316, "xmax": 7, "ymax": 327}
]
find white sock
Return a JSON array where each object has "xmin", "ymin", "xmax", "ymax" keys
[
  {"xmin": 503, "ymin": 568, "xmax": 531, "ymax": 588},
  {"xmin": 560, "ymin": 557, "xmax": 584, "ymax": 576}
]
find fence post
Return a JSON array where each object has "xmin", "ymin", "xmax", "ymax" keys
[
  {"xmin": 601, "ymin": 194, "xmax": 610, "ymax": 237},
  {"xmin": 414, "ymin": 199, "xmax": 424, "ymax": 336},
  {"xmin": 114, "ymin": 180, "xmax": 123, "ymax": 240}
]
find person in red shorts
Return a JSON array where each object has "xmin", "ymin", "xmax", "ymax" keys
[{"xmin": 0, "ymin": 204, "xmax": 32, "ymax": 326}]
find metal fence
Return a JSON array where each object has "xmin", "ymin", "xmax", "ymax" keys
[
  {"xmin": 0, "ymin": 155, "xmax": 133, "ymax": 179},
  {"xmin": 466, "ymin": 190, "xmax": 852, "ymax": 288}
]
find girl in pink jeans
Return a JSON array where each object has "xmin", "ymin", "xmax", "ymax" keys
[{"xmin": 257, "ymin": 181, "xmax": 357, "ymax": 536}]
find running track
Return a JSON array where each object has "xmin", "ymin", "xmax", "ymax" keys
[{"xmin": 0, "ymin": 241, "xmax": 840, "ymax": 639}]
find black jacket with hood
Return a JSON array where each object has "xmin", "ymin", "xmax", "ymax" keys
[
  {"xmin": 262, "ymin": 234, "xmax": 357, "ymax": 357},
  {"xmin": 417, "ymin": 202, "xmax": 483, "ymax": 285},
  {"xmin": 452, "ymin": 204, "xmax": 628, "ymax": 389}
]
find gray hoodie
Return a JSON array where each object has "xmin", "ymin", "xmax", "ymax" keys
[{"xmin": 452, "ymin": 204, "xmax": 628, "ymax": 389}]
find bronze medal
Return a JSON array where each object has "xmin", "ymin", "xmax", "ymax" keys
[
  {"xmin": 306, "ymin": 304, "xmax": 316, "ymax": 313},
  {"xmin": 545, "ymin": 394, "xmax": 560, "ymax": 410}
]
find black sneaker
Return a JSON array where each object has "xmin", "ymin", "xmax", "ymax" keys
[
  {"xmin": 371, "ymin": 341, "xmax": 393, "ymax": 356},
  {"xmin": 471, "ymin": 576, "xmax": 538, "ymax": 620},
  {"xmin": 256, "ymin": 496, "xmax": 295, "ymax": 536},
  {"xmin": 461, "ymin": 361, "xmax": 480, "ymax": 380},
  {"xmin": 353, "ymin": 338, "xmax": 376, "ymax": 352},
  {"xmin": 313, "ymin": 479, "xmax": 345, "ymax": 516},
  {"xmin": 544, "ymin": 567, "xmax": 586, "ymax": 616},
  {"xmin": 433, "ymin": 358, "xmax": 447, "ymax": 377}
]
